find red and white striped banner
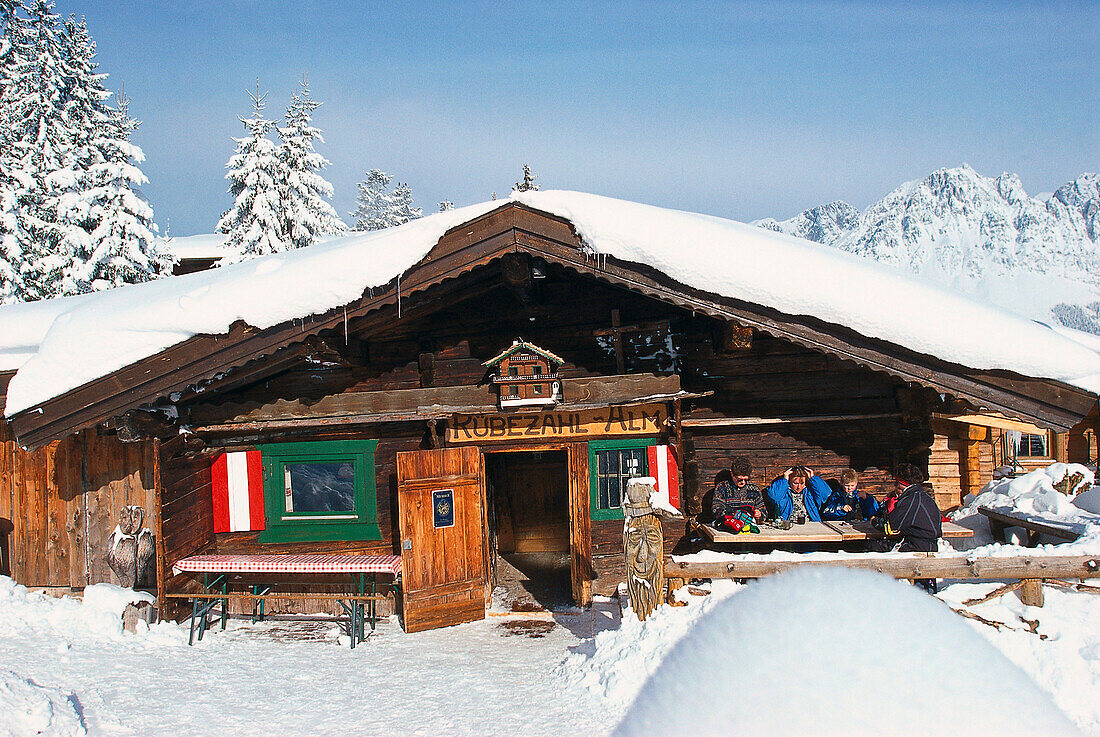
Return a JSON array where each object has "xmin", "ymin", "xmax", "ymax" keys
[
  {"xmin": 211, "ymin": 451, "xmax": 265, "ymax": 533},
  {"xmin": 648, "ymin": 444, "xmax": 680, "ymax": 510}
]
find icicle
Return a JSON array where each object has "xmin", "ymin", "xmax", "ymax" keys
[{"xmin": 343, "ymin": 306, "xmax": 348, "ymax": 345}]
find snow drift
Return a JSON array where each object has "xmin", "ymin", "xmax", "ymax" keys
[{"xmin": 613, "ymin": 568, "xmax": 1080, "ymax": 737}]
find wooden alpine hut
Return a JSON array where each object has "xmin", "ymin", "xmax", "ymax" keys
[{"xmin": 0, "ymin": 191, "xmax": 1097, "ymax": 632}]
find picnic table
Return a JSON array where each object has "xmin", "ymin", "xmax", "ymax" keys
[
  {"xmin": 696, "ymin": 519, "xmax": 974, "ymax": 545},
  {"xmin": 170, "ymin": 553, "xmax": 402, "ymax": 648},
  {"xmin": 978, "ymin": 507, "xmax": 1085, "ymax": 547}
]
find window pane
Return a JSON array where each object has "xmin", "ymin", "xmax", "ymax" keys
[
  {"xmin": 599, "ymin": 477, "xmax": 610, "ymax": 510},
  {"xmin": 606, "ymin": 451, "xmax": 620, "ymax": 475},
  {"xmin": 285, "ymin": 461, "xmax": 355, "ymax": 513},
  {"xmin": 606, "ymin": 476, "xmax": 621, "ymax": 509}
]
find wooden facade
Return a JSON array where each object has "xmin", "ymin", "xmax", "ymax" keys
[{"xmin": 1, "ymin": 202, "xmax": 1096, "ymax": 631}]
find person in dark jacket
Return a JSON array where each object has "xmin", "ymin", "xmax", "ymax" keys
[
  {"xmin": 711, "ymin": 457, "xmax": 765, "ymax": 526},
  {"xmin": 820, "ymin": 469, "xmax": 880, "ymax": 521},
  {"xmin": 870, "ymin": 463, "xmax": 942, "ymax": 553}
]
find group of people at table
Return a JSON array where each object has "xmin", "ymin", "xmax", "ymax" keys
[{"xmin": 710, "ymin": 458, "xmax": 943, "ymax": 553}]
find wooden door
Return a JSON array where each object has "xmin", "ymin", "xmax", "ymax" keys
[{"xmin": 397, "ymin": 446, "xmax": 488, "ymax": 632}]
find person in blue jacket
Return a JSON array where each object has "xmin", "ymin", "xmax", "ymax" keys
[
  {"xmin": 820, "ymin": 469, "xmax": 880, "ymax": 521},
  {"xmin": 765, "ymin": 466, "xmax": 832, "ymax": 521}
]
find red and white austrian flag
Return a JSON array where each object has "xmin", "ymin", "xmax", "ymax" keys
[
  {"xmin": 211, "ymin": 451, "xmax": 265, "ymax": 533},
  {"xmin": 648, "ymin": 445, "xmax": 680, "ymax": 510}
]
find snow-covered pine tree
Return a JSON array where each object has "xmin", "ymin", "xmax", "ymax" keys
[
  {"xmin": 0, "ymin": 0, "xmax": 28, "ymax": 301},
  {"xmin": 7, "ymin": 0, "xmax": 83, "ymax": 300},
  {"xmin": 77, "ymin": 88, "xmax": 170, "ymax": 289},
  {"xmin": 438, "ymin": 200, "xmax": 454, "ymax": 212},
  {"xmin": 277, "ymin": 77, "xmax": 345, "ymax": 250},
  {"xmin": 216, "ymin": 83, "xmax": 287, "ymax": 262},
  {"xmin": 390, "ymin": 182, "xmax": 421, "ymax": 225},
  {"xmin": 512, "ymin": 164, "xmax": 539, "ymax": 192},
  {"xmin": 352, "ymin": 169, "xmax": 395, "ymax": 230}
]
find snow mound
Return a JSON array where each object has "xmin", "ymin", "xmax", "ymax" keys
[
  {"xmin": 613, "ymin": 568, "xmax": 1080, "ymax": 736},
  {"xmin": 970, "ymin": 463, "xmax": 1095, "ymax": 517},
  {"xmin": 0, "ymin": 671, "xmax": 85, "ymax": 737},
  {"xmin": 81, "ymin": 583, "xmax": 155, "ymax": 617}
]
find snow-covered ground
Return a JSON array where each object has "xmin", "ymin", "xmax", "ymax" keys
[
  {"xmin": 4, "ymin": 566, "xmax": 1100, "ymax": 736},
  {"xmin": 6, "ymin": 463, "xmax": 1100, "ymax": 736}
]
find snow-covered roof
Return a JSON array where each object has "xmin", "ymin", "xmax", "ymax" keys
[
  {"xmin": 482, "ymin": 340, "xmax": 565, "ymax": 368},
  {"xmin": 3, "ymin": 190, "xmax": 1100, "ymax": 418},
  {"xmin": 160, "ymin": 233, "xmax": 235, "ymax": 261}
]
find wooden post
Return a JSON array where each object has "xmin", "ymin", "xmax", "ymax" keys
[{"xmin": 1020, "ymin": 578, "xmax": 1044, "ymax": 607}]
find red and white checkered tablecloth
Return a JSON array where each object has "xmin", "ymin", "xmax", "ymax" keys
[{"xmin": 172, "ymin": 554, "xmax": 401, "ymax": 577}]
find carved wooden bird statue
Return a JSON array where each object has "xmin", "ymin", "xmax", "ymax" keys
[{"xmin": 106, "ymin": 505, "xmax": 155, "ymax": 588}]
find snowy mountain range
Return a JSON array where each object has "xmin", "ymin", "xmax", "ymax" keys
[{"xmin": 754, "ymin": 165, "xmax": 1100, "ymax": 336}]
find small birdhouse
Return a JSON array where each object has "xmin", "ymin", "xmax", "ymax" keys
[{"xmin": 483, "ymin": 339, "xmax": 563, "ymax": 409}]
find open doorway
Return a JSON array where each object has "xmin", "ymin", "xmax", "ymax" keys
[{"xmin": 485, "ymin": 450, "xmax": 572, "ymax": 611}]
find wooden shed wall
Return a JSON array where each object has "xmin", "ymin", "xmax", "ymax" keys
[{"xmin": 0, "ymin": 423, "xmax": 156, "ymax": 588}]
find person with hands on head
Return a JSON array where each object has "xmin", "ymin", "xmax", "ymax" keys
[{"xmin": 765, "ymin": 465, "xmax": 831, "ymax": 522}]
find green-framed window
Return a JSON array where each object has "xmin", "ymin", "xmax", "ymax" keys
[
  {"xmin": 588, "ymin": 438, "xmax": 655, "ymax": 521},
  {"xmin": 257, "ymin": 439, "xmax": 381, "ymax": 543}
]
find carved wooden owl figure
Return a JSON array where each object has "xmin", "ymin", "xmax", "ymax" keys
[{"xmin": 106, "ymin": 505, "xmax": 155, "ymax": 588}]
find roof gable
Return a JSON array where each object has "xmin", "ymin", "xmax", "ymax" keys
[{"xmin": 3, "ymin": 193, "xmax": 1098, "ymax": 446}]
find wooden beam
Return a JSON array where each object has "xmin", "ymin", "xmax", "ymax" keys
[
  {"xmin": 935, "ymin": 413, "xmax": 1048, "ymax": 434},
  {"xmin": 665, "ymin": 554, "xmax": 1100, "ymax": 581},
  {"xmin": 682, "ymin": 412, "xmax": 903, "ymax": 428}
]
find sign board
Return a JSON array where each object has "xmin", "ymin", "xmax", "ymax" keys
[
  {"xmin": 447, "ymin": 403, "xmax": 667, "ymax": 444},
  {"xmin": 432, "ymin": 488, "xmax": 455, "ymax": 529}
]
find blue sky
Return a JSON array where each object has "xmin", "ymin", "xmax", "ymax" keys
[{"xmin": 55, "ymin": 1, "xmax": 1099, "ymax": 235}]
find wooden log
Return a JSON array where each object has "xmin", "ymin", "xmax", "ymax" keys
[
  {"xmin": 1020, "ymin": 578, "xmax": 1044, "ymax": 607},
  {"xmin": 665, "ymin": 554, "xmax": 1100, "ymax": 581}
]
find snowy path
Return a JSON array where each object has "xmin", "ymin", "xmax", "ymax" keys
[{"xmin": 0, "ymin": 580, "xmax": 615, "ymax": 737}]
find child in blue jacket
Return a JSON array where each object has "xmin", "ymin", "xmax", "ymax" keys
[
  {"xmin": 820, "ymin": 469, "xmax": 880, "ymax": 521},
  {"xmin": 765, "ymin": 466, "xmax": 832, "ymax": 521}
]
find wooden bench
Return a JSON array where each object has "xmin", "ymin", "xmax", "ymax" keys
[
  {"xmin": 978, "ymin": 507, "xmax": 1085, "ymax": 547},
  {"xmin": 170, "ymin": 554, "xmax": 402, "ymax": 648}
]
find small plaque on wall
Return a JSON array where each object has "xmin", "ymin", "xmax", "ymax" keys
[{"xmin": 433, "ymin": 489, "xmax": 455, "ymax": 529}]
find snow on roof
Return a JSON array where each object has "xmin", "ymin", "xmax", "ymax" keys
[
  {"xmin": 3, "ymin": 201, "xmax": 500, "ymax": 415},
  {"xmin": 0, "ymin": 292, "xmax": 97, "ymax": 372},
  {"xmin": 161, "ymin": 233, "xmax": 235, "ymax": 261},
  {"xmin": 3, "ymin": 190, "xmax": 1099, "ymax": 418},
  {"xmin": 513, "ymin": 190, "xmax": 1100, "ymax": 394},
  {"xmin": 482, "ymin": 339, "xmax": 565, "ymax": 368}
]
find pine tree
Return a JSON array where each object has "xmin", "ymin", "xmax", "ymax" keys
[
  {"xmin": 438, "ymin": 201, "xmax": 454, "ymax": 212},
  {"xmin": 513, "ymin": 164, "xmax": 539, "ymax": 192},
  {"xmin": 0, "ymin": 0, "xmax": 28, "ymax": 301},
  {"xmin": 77, "ymin": 89, "xmax": 170, "ymax": 289},
  {"xmin": 390, "ymin": 182, "xmax": 421, "ymax": 225},
  {"xmin": 277, "ymin": 77, "xmax": 345, "ymax": 250},
  {"xmin": 351, "ymin": 170, "xmax": 421, "ymax": 230},
  {"xmin": 216, "ymin": 83, "xmax": 287, "ymax": 262},
  {"xmin": 8, "ymin": 0, "xmax": 82, "ymax": 299}
]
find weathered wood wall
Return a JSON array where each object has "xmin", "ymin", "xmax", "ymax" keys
[{"xmin": 0, "ymin": 423, "xmax": 156, "ymax": 588}]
